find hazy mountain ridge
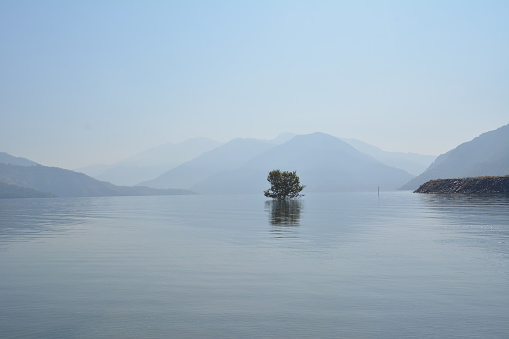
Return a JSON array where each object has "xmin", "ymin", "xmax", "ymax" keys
[
  {"xmin": 76, "ymin": 163, "xmax": 110, "ymax": 178},
  {"xmin": 139, "ymin": 133, "xmax": 433, "ymax": 192},
  {"xmin": 0, "ymin": 152, "xmax": 39, "ymax": 167},
  {"xmin": 0, "ymin": 163, "xmax": 194, "ymax": 198},
  {"xmin": 190, "ymin": 132, "xmax": 414, "ymax": 194},
  {"xmin": 8, "ymin": 123, "xmax": 507, "ymax": 197},
  {"xmin": 1, "ymin": 132, "xmax": 423, "ymax": 198},
  {"xmin": 341, "ymin": 138, "xmax": 436, "ymax": 176},
  {"xmin": 401, "ymin": 124, "xmax": 509, "ymax": 190},
  {"xmin": 79, "ymin": 138, "xmax": 222, "ymax": 186},
  {"xmin": 0, "ymin": 153, "xmax": 51, "ymax": 197},
  {"xmin": 139, "ymin": 138, "xmax": 276, "ymax": 189},
  {"xmin": 265, "ymin": 132, "xmax": 297, "ymax": 145}
]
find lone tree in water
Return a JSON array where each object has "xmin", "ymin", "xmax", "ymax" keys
[{"xmin": 264, "ymin": 169, "xmax": 305, "ymax": 200}]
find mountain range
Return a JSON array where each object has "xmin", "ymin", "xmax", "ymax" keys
[
  {"xmin": 341, "ymin": 138, "xmax": 436, "ymax": 176},
  {"xmin": 401, "ymin": 123, "xmax": 509, "ymax": 190},
  {"xmin": 189, "ymin": 133, "xmax": 415, "ymax": 194},
  {"xmin": 78, "ymin": 133, "xmax": 434, "ymax": 189},
  {"xmin": 0, "ymin": 153, "xmax": 194, "ymax": 198},
  {"xmin": 2, "ymin": 123, "xmax": 507, "ymax": 198},
  {"xmin": 77, "ymin": 138, "xmax": 222, "ymax": 186},
  {"xmin": 139, "ymin": 138, "xmax": 276, "ymax": 189},
  {"xmin": 0, "ymin": 152, "xmax": 39, "ymax": 167},
  {"xmin": 139, "ymin": 132, "xmax": 416, "ymax": 194}
]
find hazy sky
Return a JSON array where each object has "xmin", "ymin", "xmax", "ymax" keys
[{"xmin": 1, "ymin": 1, "xmax": 508, "ymax": 169}]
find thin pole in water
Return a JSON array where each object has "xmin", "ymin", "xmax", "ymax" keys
[{"xmin": 378, "ymin": 186, "xmax": 379, "ymax": 196}]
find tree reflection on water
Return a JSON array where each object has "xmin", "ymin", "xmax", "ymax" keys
[{"xmin": 265, "ymin": 199, "xmax": 302, "ymax": 226}]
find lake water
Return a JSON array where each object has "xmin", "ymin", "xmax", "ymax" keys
[{"xmin": 1, "ymin": 192, "xmax": 508, "ymax": 338}]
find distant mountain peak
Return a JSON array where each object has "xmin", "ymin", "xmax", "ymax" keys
[
  {"xmin": 188, "ymin": 131, "xmax": 413, "ymax": 194},
  {"xmin": 139, "ymin": 138, "xmax": 275, "ymax": 189},
  {"xmin": 88, "ymin": 137, "xmax": 222, "ymax": 186},
  {"xmin": 401, "ymin": 123, "xmax": 509, "ymax": 190}
]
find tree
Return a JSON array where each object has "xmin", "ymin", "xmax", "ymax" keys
[{"xmin": 264, "ymin": 169, "xmax": 305, "ymax": 200}]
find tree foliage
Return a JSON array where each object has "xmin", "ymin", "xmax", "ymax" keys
[{"xmin": 264, "ymin": 169, "xmax": 305, "ymax": 200}]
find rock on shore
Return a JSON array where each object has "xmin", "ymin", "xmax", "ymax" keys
[{"xmin": 414, "ymin": 176, "xmax": 509, "ymax": 194}]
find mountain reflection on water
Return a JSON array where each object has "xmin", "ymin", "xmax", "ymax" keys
[{"xmin": 265, "ymin": 199, "xmax": 303, "ymax": 226}]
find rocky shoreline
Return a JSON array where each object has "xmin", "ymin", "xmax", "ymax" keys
[{"xmin": 414, "ymin": 176, "xmax": 509, "ymax": 194}]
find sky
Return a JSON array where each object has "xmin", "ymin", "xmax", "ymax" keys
[{"xmin": 1, "ymin": 0, "xmax": 508, "ymax": 169}]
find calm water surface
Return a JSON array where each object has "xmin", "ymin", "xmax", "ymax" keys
[{"xmin": 1, "ymin": 192, "xmax": 508, "ymax": 338}]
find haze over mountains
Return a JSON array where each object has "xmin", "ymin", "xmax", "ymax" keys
[
  {"xmin": 2, "ymin": 124, "xmax": 507, "ymax": 198},
  {"xmin": 0, "ymin": 152, "xmax": 39, "ymax": 167},
  {"xmin": 341, "ymin": 138, "xmax": 436, "ymax": 176},
  {"xmin": 78, "ymin": 133, "xmax": 434, "ymax": 189},
  {"xmin": 189, "ymin": 133, "xmax": 415, "ymax": 194},
  {"xmin": 78, "ymin": 138, "xmax": 222, "ymax": 186},
  {"xmin": 402, "ymin": 123, "xmax": 509, "ymax": 190},
  {"xmin": 139, "ymin": 138, "xmax": 276, "ymax": 189},
  {"xmin": 134, "ymin": 125, "xmax": 507, "ymax": 194},
  {"xmin": 139, "ymin": 133, "xmax": 417, "ymax": 194},
  {"xmin": 0, "ymin": 153, "xmax": 193, "ymax": 198}
]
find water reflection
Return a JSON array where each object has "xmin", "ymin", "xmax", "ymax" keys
[
  {"xmin": 419, "ymin": 193, "xmax": 509, "ymax": 220},
  {"xmin": 265, "ymin": 199, "xmax": 303, "ymax": 226},
  {"xmin": 420, "ymin": 192, "xmax": 509, "ymax": 206},
  {"xmin": 0, "ymin": 198, "xmax": 95, "ymax": 245},
  {"xmin": 418, "ymin": 193, "xmax": 509, "ymax": 256}
]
